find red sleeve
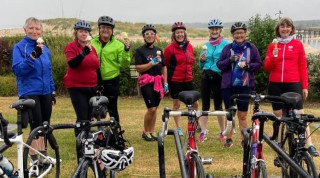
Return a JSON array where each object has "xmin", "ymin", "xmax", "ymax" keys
[
  {"xmin": 163, "ymin": 44, "xmax": 172, "ymax": 67},
  {"xmin": 298, "ymin": 42, "xmax": 308, "ymax": 89},
  {"xmin": 263, "ymin": 43, "xmax": 275, "ymax": 73},
  {"xmin": 64, "ymin": 42, "xmax": 80, "ymax": 61}
]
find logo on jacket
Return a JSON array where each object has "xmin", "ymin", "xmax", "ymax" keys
[{"xmin": 288, "ymin": 46, "xmax": 293, "ymax": 51}]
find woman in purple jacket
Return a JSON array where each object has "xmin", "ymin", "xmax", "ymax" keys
[{"xmin": 217, "ymin": 22, "xmax": 261, "ymax": 148}]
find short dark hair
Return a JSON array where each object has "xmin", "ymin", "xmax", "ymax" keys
[{"xmin": 275, "ymin": 17, "xmax": 295, "ymax": 37}]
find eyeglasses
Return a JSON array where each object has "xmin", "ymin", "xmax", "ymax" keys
[
  {"xmin": 144, "ymin": 32, "xmax": 155, "ymax": 36},
  {"xmin": 233, "ymin": 32, "xmax": 246, "ymax": 36}
]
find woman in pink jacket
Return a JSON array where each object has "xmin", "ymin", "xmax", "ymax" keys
[{"xmin": 264, "ymin": 17, "xmax": 318, "ymax": 157}]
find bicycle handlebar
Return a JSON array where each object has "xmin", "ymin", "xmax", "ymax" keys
[
  {"xmin": 51, "ymin": 120, "xmax": 116, "ymax": 130},
  {"xmin": 160, "ymin": 108, "xmax": 229, "ymax": 139},
  {"xmin": 229, "ymin": 93, "xmax": 289, "ymax": 107}
]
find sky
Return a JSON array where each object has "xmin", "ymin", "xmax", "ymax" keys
[{"xmin": 1, "ymin": 0, "xmax": 320, "ymax": 29}]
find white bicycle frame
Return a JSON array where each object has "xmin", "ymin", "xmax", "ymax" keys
[{"xmin": 0, "ymin": 133, "xmax": 53, "ymax": 178}]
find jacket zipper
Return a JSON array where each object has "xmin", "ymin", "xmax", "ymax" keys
[{"xmin": 281, "ymin": 44, "xmax": 286, "ymax": 83}]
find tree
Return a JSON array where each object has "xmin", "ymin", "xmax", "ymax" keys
[{"xmin": 247, "ymin": 14, "xmax": 277, "ymax": 93}]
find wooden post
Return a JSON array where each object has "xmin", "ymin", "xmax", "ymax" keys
[{"xmin": 129, "ymin": 65, "xmax": 141, "ymax": 96}]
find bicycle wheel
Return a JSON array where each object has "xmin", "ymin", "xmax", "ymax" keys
[
  {"xmin": 23, "ymin": 126, "xmax": 60, "ymax": 178},
  {"xmin": 277, "ymin": 123, "xmax": 293, "ymax": 178},
  {"xmin": 254, "ymin": 161, "xmax": 267, "ymax": 178},
  {"xmin": 78, "ymin": 159, "xmax": 107, "ymax": 178},
  {"xmin": 186, "ymin": 152, "xmax": 205, "ymax": 178},
  {"xmin": 293, "ymin": 151, "xmax": 318, "ymax": 178}
]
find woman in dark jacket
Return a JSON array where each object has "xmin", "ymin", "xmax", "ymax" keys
[{"xmin": 217, "ymin": 22, "xmax": 261, "ymax": 148}]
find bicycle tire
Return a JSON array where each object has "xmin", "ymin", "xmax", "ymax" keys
[
  {"xmin": 78, "ymin": 159, "xmax": 107, "ymax": 178},
  {"xmin": 186, "ymin": 152, "xmax": 205, "ymax": 178},
  {"xmin": 23, "ymin": 126, "xmax": 60, "ymax": 178},
  {"xmin": 292, "ymin": 151, "xmax": 318, "ymax": 178},
  {"xmin": 278, "ymin": 123, "xmax": 293, "ymax": 178},
  {"xmin": 255, "ymin": 161, "xmax": 267, "ymax": 178}
]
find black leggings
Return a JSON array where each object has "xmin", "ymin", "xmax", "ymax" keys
[
  {"xmin": 201, "ymin": 71, "xmax": 223, "ymax": 111},
  {"xmin": 102, "ymin": 76, "xmax": 120, "ymax": 122},
  {"xmin": 21, "ymin": 94, "xmax": 52, "ymax": 130}
]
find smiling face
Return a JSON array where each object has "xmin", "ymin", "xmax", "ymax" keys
[
  {"xmin": 99, "ymin": 24, "xmax": 113, "ymax": 41},
  {"xmin": 174, "ymin": 29, "xmax": 186, "ymax": 43},
  {"xmin": 143, "ymin": 30, "xmax": 156, "ymax": 44},
  {"xmin": 76, "ymin": 29, "xmax": 90, "ymax": 44},
  {"xmin": 279, "ymin": 24, "xmax": 292, "ymax": 38},
  {"xmin": 24, "ymin": 21, "xmax": 42, "ymax": 40},
  {"xmin": 232, "ymin": 29, "xmax": 246, "ymax": 45},
  {"xmin": 209, "ymin": 27, "xmax": 222, "ymax": 39}
]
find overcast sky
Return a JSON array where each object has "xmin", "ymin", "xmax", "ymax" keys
[{"xmin": 1, "ymin": 0, "xmax": 320, "ymax": 29}]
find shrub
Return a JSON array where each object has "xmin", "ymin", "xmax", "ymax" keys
[
  {"xmin": 0, "ymin": 76, "xmax": 17, "ymax": 96},
  {"xmin": 0, "ymin": 39, "xmax": 13, "ymax": 75},
  {"xmin": 307, "ymin": 53, "xmax": 320, "ymax": 100}
]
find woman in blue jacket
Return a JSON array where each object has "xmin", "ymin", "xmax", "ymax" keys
[
  {"xmin": 198, "ymin": 19, "xmax": 229, "ymax": 142},
  {"xmin": 12, "ymin": 17, "xmax": 55, "ymax": 176}
]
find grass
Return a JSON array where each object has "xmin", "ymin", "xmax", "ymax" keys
[{"xmin": 0, "ymin": 96, "xmax": 320, "ymax": 177}]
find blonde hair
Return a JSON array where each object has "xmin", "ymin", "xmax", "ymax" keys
[
  {"xmin": 275, "ymin": 17, "xmax": 295, "ymax": 37},
  {"xmin": 23, "ymin": 17, "xmax": 43, "ymax": 31}
]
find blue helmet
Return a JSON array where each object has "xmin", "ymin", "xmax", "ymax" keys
[
  {"xmin": 208, "ymin": 19, "xmax": 223, "ymax": 29},
  {"xmin": 74, "ymin": 20, "xmax": 91, "ymax": 31}
]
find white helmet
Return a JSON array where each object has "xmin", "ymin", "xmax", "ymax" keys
[{"xmin": 100, "ymin": 146, "xmax": 134, "ymax": 171}]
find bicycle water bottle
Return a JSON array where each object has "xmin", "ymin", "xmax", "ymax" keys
[{"xmin": 0, "ymin": 154, "xmax": 14, "ymax": 176}]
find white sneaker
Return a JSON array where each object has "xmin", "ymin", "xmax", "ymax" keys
[
  {"xmin": 40, "ymin": 156, "xmax": 57, "ymax": 165},
  {"xmin": 29, "ymin": 160, "xmax": 39, "ymax": 177}
]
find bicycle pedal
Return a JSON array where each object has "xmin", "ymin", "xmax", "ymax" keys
[{"xmin": 202, "ymin": 157, "xmax": 212, "ymax": 165}]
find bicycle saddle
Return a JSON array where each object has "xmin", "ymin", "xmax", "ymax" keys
[
  {"xmin": 280, "ymin": 92, "xmax": 302, "ymax": 109},
  {"xmin": 9, "ymin": 99, "xmax": 35, "ymax": 109},
  {"xmin": 178, "ymin": 91, "xmax": 200, "ymax": 106},
  {"xmin": 89, "ymin": 96, "xmax": 109, "ymax": 107}
]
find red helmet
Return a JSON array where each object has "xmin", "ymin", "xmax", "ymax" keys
[{"xmin": 171, "ymin": 22, "xmax": 186, "ymax": 32}]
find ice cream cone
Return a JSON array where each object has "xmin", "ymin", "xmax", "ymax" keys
[
  {"xmin": 122, "ymin": 32, "xmax": 129, "ymax": 41},
  {"xmin": 157, "ymin": 50, "xmax": 161, "ymax": 57},
  {"xmin": 272, "ymin": 39, "xmax": 278, "ymax": 48},
  {"xmin": 202, "ymin": 45, "xmax": 207, "ymax": 53},
  {"xmin": 37, "ymin": 37, "xmax": 44, "ymax": 45}
]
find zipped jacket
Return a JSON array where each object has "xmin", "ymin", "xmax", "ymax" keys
[
  {"xmin": 217, "ymin": 42, "xmax": 261, "ymax": 89},
  {"xmin": 12, "ymin": 36, "xmax": 55, "ymax": 97},
  {"xmin": 199, "ymin": 38, "xmax": 229, "ymax": 74},
  {"xmin": 164, "ymin": 41, "xmax": 194, "ymax": 82},
  {"xmin": 264, "ymin": 38, "xmax": 308, "ymax": 89},
  {"xmin": 91, "ymin": 35, "xmax": 130, "ymax": 80}
]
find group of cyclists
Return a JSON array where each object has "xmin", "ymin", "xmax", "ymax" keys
[{"xmin": 9, "ymin": 14, "xmax": 318, "ymax": 176}]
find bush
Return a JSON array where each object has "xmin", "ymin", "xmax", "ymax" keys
[
  {"xmin": 0, "ymin": 75, "xmax": 17, "ymax": 96},
  {"xmin": 307, "ymin": 53, "xmax": 320, "ymax": 100},
  {"xmin": 247, "ymin": 14, "xmax": 277, "ymax": 94}
]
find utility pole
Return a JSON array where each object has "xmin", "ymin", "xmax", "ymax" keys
[{"xmin": 275, "ymin": 10, "xmax": 283, "ymax": 20}]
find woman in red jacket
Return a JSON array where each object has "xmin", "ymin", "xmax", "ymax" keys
[
  {"xmin": 264, "ymin": 17, "xmax": 318, "ymax": 157},
  {"xmin": 164, "ymin": 22, "xmax": 198, "ymax": 136}
]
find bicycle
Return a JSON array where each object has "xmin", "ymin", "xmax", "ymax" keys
[
  {"xmin": 273, "ymin": 92, "xmax": 319, "ymax": 178},
  {"xmin": 158, "ymin": 90, "xmax": 231, "ymax": 178},
  {"xmin": 225, "ymin": 92, "xmax": 320, "ymax": 178},
  {"xmin": 0, "ymin": 98, "xmax": 59, "ymax": 178}
]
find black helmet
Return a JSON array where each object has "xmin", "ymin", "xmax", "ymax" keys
[
  {"xmin": 142, "ymin": 24, "xmax": 157, "ymax": 35},
  {"xmin": 74, "ymin": 20, "xmax": 91, "ymax": 31},
  {"xmin": 231, "ymin": 22, "xmax": 247, "ymax": 34},
  {"xmin": 98, "ymin": 16, "xmax": 115, "ymax": 28}
]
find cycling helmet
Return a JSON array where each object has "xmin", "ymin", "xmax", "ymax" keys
[
  {"xmin": 100, "ymin": 146, "xmax": 134, "ymax": 171},
  {"xmin": 142, "ymin": 24, "xmax": 157, "ymax": 34},
  {"xmin": 171, "ymin": 22, "xmax": 186, "ymax": 32},
  {"xmin": 231, "ymin": 22, "xmax": 247, "ymax": 34},
  {"xmin": 208, "ymin": 19, "xmax": 223, "ymax": 29},
  {"xmin": 98, "ymin": 16, "xmax": 115, "ymax": 28},
  {"xmin": 74, "ymin": 20, "xmax": 91, "ymax": 31}
]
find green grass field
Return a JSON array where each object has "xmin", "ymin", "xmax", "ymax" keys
[{"xmin": 0, "ymin": 96, "xmax": 320, "ymax": 178}]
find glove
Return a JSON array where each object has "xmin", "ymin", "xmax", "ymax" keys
[
  {"xmin": 150, "ymin": 57, "xmax": 158, "ymax": 66},
  {"xmin": 80, "ymin": 46, "xmax": 91, "ymax": 57},
  {"xmin": 229, "ymin": 55, "xmax": 237, "ymax": 63},
  {"xmin": 163, "ymin": 83, "xmax": 169, "ymax": 92},
  {"xmin": 243, "ymin": 64, "xmax": 249, "ymax": 71},
  {"xmin": 31, "ymin": 46, "xmax": 43, "ymax": 58},
  {"xmin": 51, "ymin": 94, "xmax": 56, "ymax": 105}
]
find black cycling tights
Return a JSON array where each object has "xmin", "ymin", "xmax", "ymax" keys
[{"xmin": 102, "ymin": 76, "xmax": 120, "ymax": 122}]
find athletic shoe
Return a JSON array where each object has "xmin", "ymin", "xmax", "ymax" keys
[
  {"xmin": 224, "ymin": 138, "xmax": 233, "ymax": 148},
  {"xmin": 142, "ymin": 132, "xmax": 154, "ymax": 141},
  {"xmin": 198, "ymin": 132, "xmax": 207, "ymax": 142},
  {"xmin": 219, "ymin": 132, "xmax": 226, "ymax": 141},
  {"xmin": 177, "ymin": 128, "xmax": 183, "ymax": 136},
  {"xmin": 150, "ymin": 133, "xmax": 158, "ymax": 140},
  {"xmin": 29, "ymin": 160, "xmax": 39, "ymax": 177}
]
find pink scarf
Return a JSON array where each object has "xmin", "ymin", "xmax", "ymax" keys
[
  {"xmin": 209, "ymin": 36, "xmax": 222, "ymax": 46},
  {"xmin": 138, "ymin": 74, "xmax": 164, "ymax": 98}
]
